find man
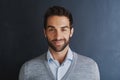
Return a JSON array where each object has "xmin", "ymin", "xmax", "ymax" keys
[{"xmin": 19, "ymin": 6, "xmax": 100, "ymax": 80}]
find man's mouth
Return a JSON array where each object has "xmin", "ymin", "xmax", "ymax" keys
[{"xmin": 52, "ymin": 39, "xmax": 64, "ymax": 45}]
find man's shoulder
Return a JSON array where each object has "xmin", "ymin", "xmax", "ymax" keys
[
  {"xmin": 19, "ymin": 53, "xmax": 48, "ymax": 78},
  {"xmin": 22, "ymin": 53, "xmax": 47, "ymax": 67},
  {"xmin": 73, "ymin": 52, "xmax": 97, "ymax": 65}
]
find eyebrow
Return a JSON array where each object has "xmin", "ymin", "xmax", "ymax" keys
[
  {"xmin": 61, "ymin": 26, "xmax": 69, "ymax": 28},
  {"xmin": 47, "ymin": 26, "xmax": 55, "ymax": 28},
  {"xmin": 47, "ymin": 25, "xmax": 69, "ymax": 28}
]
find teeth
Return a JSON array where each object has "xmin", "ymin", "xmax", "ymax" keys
[{"xmin": 54, "ymin": 41, "xmax": 63, "ymax": 45}]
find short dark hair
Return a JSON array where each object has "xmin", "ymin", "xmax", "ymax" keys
[{"xmin": 44, "ymin": 6, "xmax": 73, "ymax": 29}]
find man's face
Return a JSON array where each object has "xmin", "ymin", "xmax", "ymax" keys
[{"xmin": 44, "ymin": 16, "xmax": 74, "ymax": 52}]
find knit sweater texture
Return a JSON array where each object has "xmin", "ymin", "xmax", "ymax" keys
[{"xmin": 19, "ymin": 52, "xmax": 100, "ymax": 80}]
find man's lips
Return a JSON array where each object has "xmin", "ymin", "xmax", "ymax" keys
[{"xmin": 52, "ymin": 39, "xmax": 64, "ymax": 45}]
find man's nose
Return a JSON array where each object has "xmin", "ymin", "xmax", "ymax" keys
[{"xmin": 55, "ymin": 30, "xmax": 62, "ymax": 40}]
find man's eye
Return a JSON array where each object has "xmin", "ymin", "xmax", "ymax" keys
[
  {"xmin": 62, "ymin": 28, "xmax": 68, "ymax": 31},
  {"xmin": 48, "ymin": 28, "xmax": 55, "ymax": 31}
]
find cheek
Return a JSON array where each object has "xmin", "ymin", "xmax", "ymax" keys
[
  {"xmin": 46, "ymin": 34, "xmax": 54, "ymax": 40},
  {"xmin": 64, "ymin": 34, "xmax": 71, "ymax": 40}
]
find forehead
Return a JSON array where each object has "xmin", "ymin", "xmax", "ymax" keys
[{"xmin": 46, "ymin": 16, "xmax": 70, "ymax": 28}]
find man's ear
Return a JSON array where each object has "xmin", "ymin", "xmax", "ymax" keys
[
  {"xmin": 70, "ymin": 27, "xmax": 74, "ymax": 37},
  {"xmin": 44, "ymin": 29, "xmax": 46, "ymax": 37}
]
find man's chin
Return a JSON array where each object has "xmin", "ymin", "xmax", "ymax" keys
[
  {"xmin": 50, "ymin": 44, "xmax": 68, "ymax": 52},
  {"xmin": 48, "ymin": 40, "xmax": 69, "ymax": 52},
  {"xmin": 52, "ymin": 46, "xmax": 64, "ymax": 52}
]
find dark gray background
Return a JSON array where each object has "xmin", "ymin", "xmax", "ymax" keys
[{"xmin": 0, "ymin": 0, "xmax": 120, "ymax": 80}]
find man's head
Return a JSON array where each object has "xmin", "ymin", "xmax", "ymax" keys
[
  {"xmin": 44, "ymin": 6, "xmax": 74, "ymax": 52},
  {"xmin": 44, "ymin": 6, "xmax": 73, "ymax": 29}
]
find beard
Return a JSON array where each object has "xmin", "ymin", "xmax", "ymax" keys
[{"xmin": 46, "ymin": 37, "xmax": 70, "ymax": 52}]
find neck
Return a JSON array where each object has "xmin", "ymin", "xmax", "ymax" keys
[{"xmin": 49, "ymin": 46, "xmax": 69, "ymax": 64}]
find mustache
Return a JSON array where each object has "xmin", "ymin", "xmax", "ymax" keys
[{"xmin": 52, "ymin": 39, "xmax": 64, "ymax": 41}]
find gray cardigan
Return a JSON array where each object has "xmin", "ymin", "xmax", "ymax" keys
[{"xmin": 19, "ymin": 52, "xmax": 100, "ymax": 80}]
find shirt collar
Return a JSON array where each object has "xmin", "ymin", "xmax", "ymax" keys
[
  {"xmin": 47, "ymin": 48, "xmax": 73, "ymax": 62},
  {"xmin": 47, "ymin": 50, "xmax": 54, "ymax": 62},
  {"xmin": 65, "ymin": 48, "xmax": 73, "ymax": 61}
]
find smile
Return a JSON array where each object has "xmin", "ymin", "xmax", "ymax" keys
[{"xmin": 53, "ymin": 40, "xmax": 64, "ymax": 45}]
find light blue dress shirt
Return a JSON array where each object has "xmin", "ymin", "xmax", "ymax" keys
[{"xmin": 47, "ymin": 48, "xmax": 73, "ymax": 80}]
